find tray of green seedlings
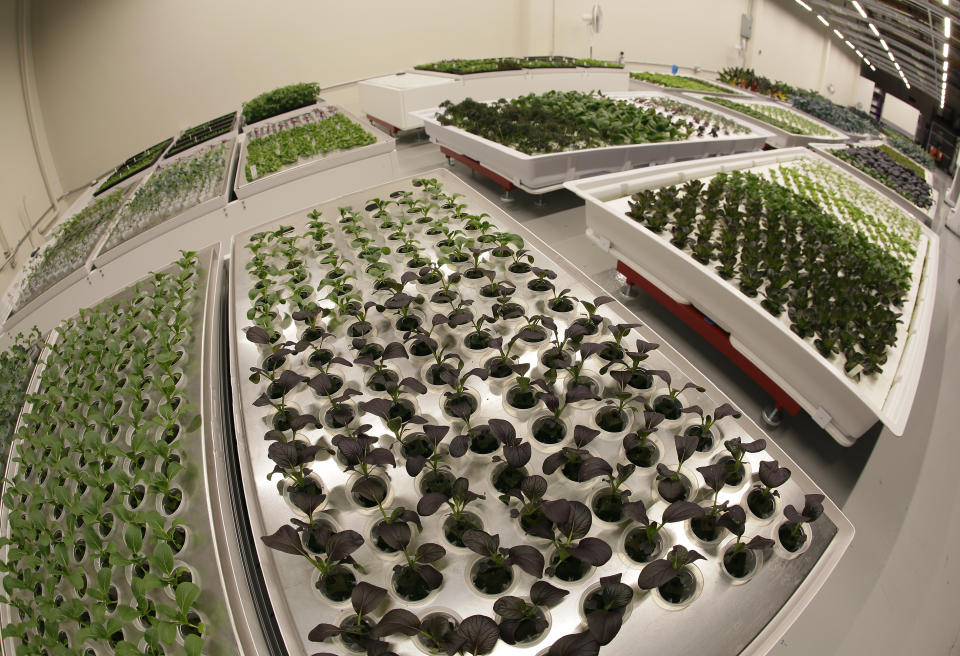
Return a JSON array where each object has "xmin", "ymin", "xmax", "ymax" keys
[
  {"xmin": 96, "ymin": 135, "xmax": 237, "ymax": 267},
  {"xmin": 415, "ymin": 90, "xmax": 770, "ymax": 193},
  {"xmin": 0, "ymin": 248, "xmax": 245, "ymax": 656},
  {"xmin": 9, "ymin": 189, "xmax": 130, "ymax": 319},
  {"xmin": 880, "ymin": 127, "xmax": 935, "ymax": 170},
  {"xmin": 809, "ymin": 142, "xmax": 936, "ymax": 223},
  {"xmin": 414, "ymin": 57, "xmax": 623, "ymax": 77},
  {"xmin": 165, "ymin": 113, "xmax": 238, "ymax": 159},
  {"xmin": 629, "ymin": 72, "xmax": 746, "ymax": 96},
  {"xmin": 565, "ymin": 147, "xmax": 936, "ymax": 444},
  {"xmin": 96, "ymin": 138, "xmax": 173, "ymax": 196},
  {"xmin": 241, "ymin": 83, "xmax": 322, "ymax": 130},
  {"xmin": 229, "ymin": 169, "xmax": 852, "ymax": 656},
  {"xmin": 235, "ymin": 102, "xmax": 394, "ymax": 200},
  {"xmin": 787, "ymin": 92, "xmax": 878, "ymax": 139},
  {"xmin": 690, "ymin": 95, "xmax": 848, "ymax": 148},
  {"xmin": 0, "ymin": 328, "xmax": 43, "ymax": 476}
]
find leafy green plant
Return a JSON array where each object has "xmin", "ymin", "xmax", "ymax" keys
[
  {"xmin": 630, "ymin": 71, "xmax": 734, "ymax": 93},
  {"xmin": 96, "ymin": 138, "xmax": 172, "ymax": 195},
  {"xmin": 242, "ymin": 82, "xmax": 320, "ymax": 124}
]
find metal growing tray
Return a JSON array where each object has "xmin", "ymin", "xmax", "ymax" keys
[
  {"xmin": 565, "ymin": 148, "xmax": 938, "ymax": 444},
  {"xmin": 0, "ymin": 246, "xmax": 249, "ymax": 656},
  {"xmin": 415, "ymin": 92, "xmax": 772, "ymax": 193},
  {"xmin": 235, "ymin": 104, "xmax": 396, "ymax": 200},
  {"xmin": 228, "ymin": 168, "xmax": 852, "ymax": 656}
]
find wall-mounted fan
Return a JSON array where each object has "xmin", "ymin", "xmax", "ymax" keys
[{"xmin": 582, "ymin": 3, "xmax": 602, "ymax": 57}]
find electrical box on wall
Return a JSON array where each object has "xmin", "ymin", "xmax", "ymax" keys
[{"xmin": 741, "ymin": 14, "xmax": 753, "ymax": 39}]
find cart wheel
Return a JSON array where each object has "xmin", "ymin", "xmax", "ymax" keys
[{"xmin": 761, "ymin": 404, "xmax": 782, "ymax": 428}]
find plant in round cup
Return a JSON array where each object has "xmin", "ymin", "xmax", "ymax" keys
[
  {"xmin": 261, "ymin": 524, "xmax": 364, "ymax": 602},
  {"xmin": 592, "ymin": 464, "xmax": 636, "ymax": 522},
  {"xmin": 597, "ymin": 322, "xmax": 642, "ymax": 363},
  {"xmin": 567, "ymin": 295, "xmax": 615, "ymax": 345},
  {"xmin": 622, "ymin": 499, "xmax": 704, "ymax": 564},
  {"xmin": 307, "ymin": 582, "xmax": 388, "ymax": 649},
  {"xmin": 681, "ymin": 402, "xmax": 742, "ymax": 452},
  {"xmin": 308, "ymin": 372, "xmax": 362, "ymax": 429},
  {"xmin": 719, "ymin": 436, "xmax": 766, "ymax": 487},
  {"xmin": 526, "ymin": 266, "xmax": 558, "ymax": 295},
  {"xmin": 594, "ymin": 392, "xmax": 639, "ymax": 434},
  {"xmin": 487, "ymin": 419, "xmax": 532, "ymax": 493},
  {"xmin": 779, "ymin": 493, "xmax": 825, "ymax": 553},
  {"xmin": 417, "ymin": 476, "xmax": 485, "ymax": 548},
  {"xmin": 507, "ymin": 247, "xmax": 535, "ymax": 278},
  {"xmin": 263, "ymin": 434, "xmax": 326, "ymax": 511},
  {"xmin": 375, "ymin": 522, "xmax": 446, "ymax": 601},
  {"xmin": 533, "ymin": 380, "xmax": 596, "ymax": 445},
  {"xmin": 637, "ymin": 545, "xmax": 705, "ymax": 605},
  {"xmin": 355, "ymin": 341, "xmax": 409, "ymax": 393},
  {"xmin": 488, "ymin": 230, "xmax": 525, "ymax": 262},
  {"xmin": 747, "ymin": 460, "xmax": 792, "ymax": 519},
  {"xmin": 581, "ymin": 573, "xmax": 633, "ymax": 645},
  {"xmin": 603, "ymin": 339, "xmax": 659, "ymax": 392},
  {"xmin": 655, "ymin": 433, "xmax": 699, "ymax": 502},
  {"xmin": 690, "ymin": 463, "xmax": 732, "ymax": 542},
  {"xmin": 645, "ymin": 370, "xmax": 705, "ymax": 420},
  {"xmin": 439, "ymin": 363, "xmax": 488, "ymax": 423},
  {"xmin": 484, "ymin": 334, "xmax": 523, "ymax": 384},
  {"xmin": 622, "ymin": 411, "xmax": 665, "ymax": 467},
  {"xmin": 717, "ymin": 505, "xmax": 774, "ymax": 579},
  {"xmin": 500, "ymin": 475, "xmax": 554, "ymax": 540},
  {"xmin": 546, "ymin": 287, "xmax": 577, "ymax": 315},
  {"xmin": 542, "ymin": 499, "xmax": 613, "ymax": 581},
  {"xmin": 542, "ymin": 426, "xmax": 610, "ymax": 483},
  {"xmin": 291, "ymin": 305, "xmax": 331, "ymax": 345},
  {"xmin": 331, "ymin": 425, "xmax": 396, "ymax": 509},
  {"xmin": 494, "ymin": 581, "xmax": 567, "ymax": 645},
  {"xmin": 464, "ymin": 530, "xmax": 545, "ymax": 595}
]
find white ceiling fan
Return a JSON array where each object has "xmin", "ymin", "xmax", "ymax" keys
[{"xmin": 582, "ymin": 3, "xmax": 603, "ymax": 58}]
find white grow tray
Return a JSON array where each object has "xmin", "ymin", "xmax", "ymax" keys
[
  {"xmin": 360, "ymin": 66, "xmax": 631, "ymax": 131},
  {"xmin": 629, "ymin": 74, "xmax": 750, "ymax": 98},
  {"xmin": 808, "ymin": 141, "xmax": 939, "ymax": 226},
  {"xmin": 234, "ymin": 103, "xmax": 396, "ymax": 200},
  {"xmin": 93, "ymin": 134, "xmax": 239, "ymax": 268},
  {"xmin": 415, "ymin": 91, "xmax": 772, "ymax": 193},
  {"xmin": 687, "ymin": 94, "xmax": 851, "ymax": 148},
  {"xmin": 565, "ymin": 148, "xmax": 938, "ymax": 445}
]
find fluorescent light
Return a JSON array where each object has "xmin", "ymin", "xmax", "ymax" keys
[
  {"xmin": 869, "ymin": 23, "xmax": 880, "ymax": 36},
  {"xmin": 945, "ymin": 43, "xmax": 950, "ymax": 58},
  {"xmin": 852, "ymin": 1, "xmax": 868, "ymax": 18},
  {"xmin": 905, "ymin": 81, "xmax": 910, "ymax": 89},
  {"xmin": 894, "ymin": 61, "xmax": 901, "ymax": 70},
  {"xmin": 870, "ymin": 65, "xmax": 876, "ymax": 71},
  {"xmin": 943, "ymin": 70, "xmax": 949, "ymax": 81},
  {"xmin": 834, "ymin": 29, "xmax": 844, "ymax": 39},
  {"xmin": 888, "ymin": 50, "xmax": 896, "ymax": 61},
  {"xmin": 818, "ymin": 14, "xmax": 830, "ymax": 26},
  {"xmin": 946, "ymin": 17, "xmax": 952, "ymax": 38},
  {"xmin": 945, "ymin": 60, "xmax": 950, "ymax": 71},
  {"xmin": 864, "ymin": 58, "xmax": 871, "ymax": 65},
  {"xmin": 856, "ymin": 50, "xmax": 864, "ymax": 58},
  {"xmin": 944, "ymin": 0, "xmax": 950, "ymax": 6},
  {"xmin": 795, "ymin": 0, "xmax": 812, "ymax": 10},
  {"xmin": 845, "ymin": 40, "xmax": 855, "ymax": 49},
  {"xmin": 880, "ymin": 38, "xmax": 890, "ymax": 50}
]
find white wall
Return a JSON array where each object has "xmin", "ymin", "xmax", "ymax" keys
[
  {"xmin": 30, "ymin": 0, "xmax": 534, "ymax": 191},
  {"xmin": 881, "ymin": 93, "xmax": 921, "ymax": 137},
  {"xmin": 853, "ymin": 75, "xmax": 875, "ymax": 111},
  {"xmin": 0, "ymin": 2, "xmax": 55, "ymax": 293}
]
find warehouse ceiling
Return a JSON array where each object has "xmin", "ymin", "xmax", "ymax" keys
[{"xmin": 792, "ymin": 0, "xmax": 955, "ymax": 109}]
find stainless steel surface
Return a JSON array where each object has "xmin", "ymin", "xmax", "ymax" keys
[
  {"xmin": 229, "ymin": 169, "xmax": 852, "ymax": 656},
  {"xmin": 0, "ymin": 246, "xmax": 243, "ymax": 656}
]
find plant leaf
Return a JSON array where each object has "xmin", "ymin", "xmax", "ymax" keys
[
  {"xmin": 374, "ymin": 608, "xmax": 421, "ymax": 637},
  {"xmin": 547, "ymin": 631, "xmax": 601, "ymax": 656},
  {"xmin": 636, "ymin": 559, "xmax": 679, "ymax": 590},
  {"xmin": 307, "ymin": 623, "xmax": 341, "ymax": 642},
  {"xmin": 520, "ymin": 475, "xmax": 548, "ymax": 500},
  {"xmin": 568, "ymin": 537, "xmax": 612, "ymax": 566},
  {"xmin": 758, "ymin": 460, "xmax": 791, "ymax": 488},
  {"xmin": 493, "ymin": 596, "xmax": 529, "ymax": 620},
  {"xmin": 260, "ymin": 525, "xmax": 306, "ymax": 556},
  {"xmin": 351, "ymin": 581, "xmax": 388, "ymax": 615},
  {"xmin": 586, "ymin": 609, "xmax": 623, "ymax": 646},
  {"xmin": 462, "ymin": 530, "xmax": 499, "ymax": 557},
  {"xmin": 506, "ymin": 544, "xmax": 545, "ymax": 578},
  {"xmin": 175, "ymin": 581, "xmax": 200, "ymax": 615},
  {"xmin": 697, "ymin": 463, "xmax": 728, "ymax": 493},
  {"xmin": 377, "ymin": 523, "xmax": 412, "ymax": 550},
  {"xmin": 456, "ymin": 615, "xmax": 500, "ymax": 655},
  {"xmin": 325, "ymin": 529, "xmax": 364, "ymax": 561},
  {"xmin": 662, "ymin": 501, "xmax": 705, "ymax": 523},
  {"xmin": 417, "ymin": 493, "xmax": 448, "ymax": 516},
  {"xmin": 530, "ymin": 580, "xmax": 568, "ymax": 607},
  {"xmin": 415, "ymin": 542, "xmax": 446, "ymax": 564}
]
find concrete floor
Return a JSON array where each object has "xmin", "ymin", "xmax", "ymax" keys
[{"xmin": 393, "ymin": 133, "xmax": 960, "ymax": 655}]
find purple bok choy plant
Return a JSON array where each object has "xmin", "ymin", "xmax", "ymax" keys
[
  {"xmin": 307, "ymin": 582, "xmax": 395, "ymax": 653},
  {"xmin": 400, "ymin": 425, "xmax": 456, "ymax": 497},
  {"xmin": 567, "ymin": 295, "xmax": 615, "ymax": 344},
  {"xmin": 532, "ymin": 376, "xmax": 597, "ymax": 446},
  {"xmin": 261, "ymin": 523, "xmax": 364, "ymax": 602},
  {"xmin": 308, "ymin": 371, "xmax": 363, "ymax": 429},
  {"xmin": 621, "ymin": 499, "xmax": 704, "ymax": 563},
  {"xmin": 655, "ymin": 432, "xmax": 700, "ymax": 502},
  {"xmin": 494, "ymin": 581, "xmax": 568, "ymax": 645},
  {"xmin": 581, "ymin": 573, "xmax": 634, "ymax": 646},
  {"xmin": 499, "ymin": 474, "xmax": 554, "ymax": 540},
  {"xmin": 486, "ymin": 418, "xmax": 532, "ymax": 494},
  {"xmin": 601, "ymin": 339, "xmax": 659, "ymax": 394},
  {"xmin": 779, "ymin": 493, "xmax": 824, "ymax": 553},
  {"xmin": 720, "ymin": 436, "xmax": 766, "ymax": 486},
  {"xmin": 747, "ymin": 460, "xmax": 791, "ymax": 519},
  {"xmin": 417, "ymin": 476, "xmax": 486, "ymax": 548},
  {"xmin": 542, "ymin": 426, "xmax": 611, "ymax": 484},
  {"xmin": 332, "ymin": 424, "xmax": 396, "ymax": 511},
  {"xmin": 637, "ymin": 545, "xmax": 706, "ymax": 605},
  {"xmin": 681, "ymin": 402, "xmax": 742, "ymax": 452},
  {"xmin": 463, "ymin": 529, "xmax": 544, "ymax": 595},
  {"xmin": 252, "ymin": 368, "xmax": 309, "ymax": 432},
  {"xmin": 690, "ymin": 463, "xmax": 732, "ymax": 542},
  {"xmin": 355, "ymin": 340, "xmax": 409, "ymax": 394},
  {"xmin": 622, "ymin": 411, "xmax": 665, "ymax": 468},
  {"xmin": 717, "ymin": 505, "xmax": 774, "ymax": 579},
  {"xmin": 541, "ymin": 499, "xmax": 613, "ymax": 582},
  {"xmin": 646, "ymin": 370, "xmax": 705, "ymax": 420},
  {"xmin": 358, "ymin": 376, "xmax": 428, "ymax": 437},
  {"xmin": 375, "ymin": 521, "xmax": 446, "ymax": 602},
  {"xmin": 591, "ymin": 463, "xmax": 636, "ymax": 523}
]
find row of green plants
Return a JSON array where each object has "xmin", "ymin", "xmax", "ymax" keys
[
  {"xmin": 96, "ymin": 139, "xmax": 172, "ymax": 196},
  {"xmin": 877, "ymin": 144, "xmax": 926, "ymax": 179},
  {"xmin": 789, "ymin": 91, "xmax": 879, "ymax": 136},
  {"xmin": 104, "ymin": 142, "xmax": 231, "ymax": 252},
  {"xmin": 415, "ymin": 56, "xmax": 622, "ymax": 75},
  {"xmin": 832, "ymin": 145, "xmax": 933, "ymax": 209},
  {"xmin": 244, "ymin": 113, "xmax": 375, "ymax": 181},
  {"xmin": 0, "ymin": 251, "xmax": 210, "ymax": 655},
  {"xmin": 625, "ymin": 168, "xmax": 913, "ymax": 376},
  {"xmin": 240, "ymin": 176, "xmax": 829, "ymax": 656},
  {"xmin": 436, "ymin": 91, "xmax": 744, "ymax": 155},
  {"xmin": 0, "ymin": 329, "xmax": 43, "ymax": 477},
  {"xmin": 717, "ymin": 67, "xmax": 795, "ymax": 100},
  {"xmin": 880, "ymin": 126, "xmax": 935, "ymax": 169},
  {"xmin": 703, "ymin": 97, "xmax": 835, "ymax": 137},
  {"xmin": 165, "ymin": 112, "xmax": 236, "ymax": 158},
  {"xmin": 14, "ymin": 191, "xmax": 127, "ymax": 313},
  {"xmin": 242, "ymin": 82, "xmax": 320, "ymax": 125},
  {"xmin": 630, "ymin": 72, "xmax": 732, "ymax": 94}
]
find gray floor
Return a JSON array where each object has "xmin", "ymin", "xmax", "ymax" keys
[{"xmin": 394, "ymin": 133, "xmax": 960, "ymax": 654}]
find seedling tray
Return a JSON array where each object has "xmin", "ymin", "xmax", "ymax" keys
[
  {"xmin": 565, "ymin": 148, "xmax": 938, "ymax": 444},
  {"xmin": 229, "ymin": 169, "xmax": 852, "ymax": 656},
  {"xmin": 688, "ymin": 94, "xmax": 851, "ymax": 148},
  {"xmin": 629, "ymin": 74, "xmax": 749, "ymax": 98},
  {"xmin": 360, "ymin": 67, "xmax": 630, "ymax": 132},
  {"xmin": 235, "ymin": 104, "xmax": 396, "ymax": 200},
  {"xmin": 808, "ymin": 142, "xmax": 939, "ymax": 226},
  {"xmin": 94, "ymin": 135, "xmax": 239, "ymax": 268},
  {"xmin": 415, "ymin": 92, "xmax": 772, "ymax": 193},
  {"xmin": 0, "ymin": 246, "xmax": 248, "ymax": 656}
]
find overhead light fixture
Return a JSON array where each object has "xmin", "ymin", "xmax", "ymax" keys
[
  {"xmin": 856, "ymin": 49, "xmax": 864, "ymax": 58},
  {"xmin": 894, "ymin": 61, "xmax": 901, "ymax": 70},
  {"xmin": 869, "ymin": 23, "xmax": 880, "ymax": 37},
  {"xmin": 944, "ymin": 70, "xmax": 949, "ymax": 82},
  {"xmin": 888, "ymin": 50, "xmax": 896, "ymax": 61},
  {"xmin": 880, "ymin": 38, "xmax": 890, "ymax": 50},
  {"xmin": 795, "ymin": 0, "xmax": 812, "ymax": 10},
  {"xmin": 946, "ymin": 17, "xmax": 952, "ymax": 38},
  {"xmin": 818, "ymin": 14, "xmax": 829, "ymax": 26},
  {"xmin": 852, "ymin": 1, "xmax": 868, "ymax": 18},
  {"xmin": 945, "ymin": 60, "xmax": 950, "ymax": 72},
  {"xmin": 905, "ymin": 81, "xmax": 910, "ymax": 89},
  {"xmin": 944, "ymin": 0, "xmax": 950, "ymax": 6},
  {"xmin": 845, "ymin": 40, "xmax": 855, "ymax": 49},
  {"xmin": 870, "ymin": 65, "xmax": 877, "ymax": 71},
  {"xmin": 834, "ymin": 29, "xmax": 844, "ymax": 39},
  {"xmin": 864, "ymin": 58, "xmax": 871, "ymax": 66},
  {"xmin": 945, "ymin": 43, "xmax": 950, "ymax": 58}
]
